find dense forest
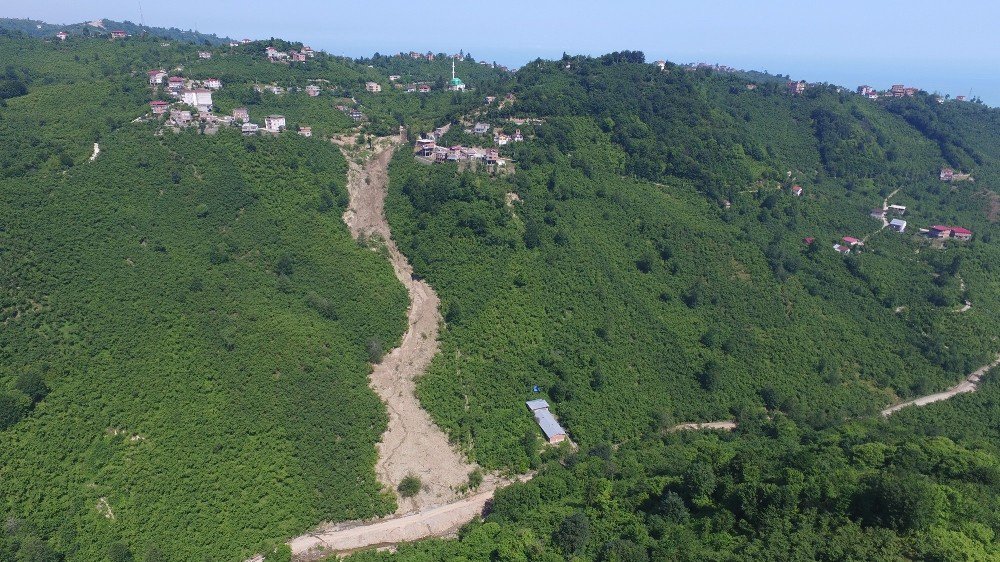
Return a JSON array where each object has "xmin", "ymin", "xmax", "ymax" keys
[{"xmin": 1, "ymin": 25, "xmax": 1000, "ymax": 561}]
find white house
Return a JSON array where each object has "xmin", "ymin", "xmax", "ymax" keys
[
  {"xmin": 198, "ymin": 51, "xmax": 212, "ymax": 59},
  {"xmin": 241, "ymin": 123, "xmax": 259, "ymax": 135},
  {"xmin": 203, "ymin": 78, "xmax": 222, "ymax": 90},
  {"xmin": 889, "ymin": 219, "xmax": 907, "ymax": 233},
  {"xmin": 306, "ymin": 85, "xmax": 321, "ymax": 97},
  {"xmin": 181, "ymin": 89, "xmax": 213, "ymax": 112},
  {"xmin": 365, "ymin": 81, "xmax": 382, "ymax": 93},
  {"xmin": 148, "ymin": 69, "xmax": 168, "ymax": 85},
  {"xmin": 264, "ymin": 115, "xmax": 286, "ymax": 132},
  {"xmin": 232, "ymin": 107, "xmax": 249, "ymax": 122},
  {"xmin": 298, "ymin": 126, "xmax": 312, "ymax": 138}
]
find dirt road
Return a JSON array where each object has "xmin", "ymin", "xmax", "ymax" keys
[{"xmin": 881, "ymin": 355, "xmax": 1000, "ymax": 416}]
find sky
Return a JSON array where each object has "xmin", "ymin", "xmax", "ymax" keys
[{"xmin": 4, "ymin": 0, "xmax": 999, "ymax": 104}]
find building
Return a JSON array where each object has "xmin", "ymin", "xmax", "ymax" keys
[
  {"xmin": 169, "ymin": 109, "xmax": 192, "ymax": 124},
  {"xmin": 889, "ymin": 219, "xmax": 907, "ymax": 232},
  {"xmin": 417, "ymin": 84, "xmax": 431, "ymax": 93},
  {"xmin": 302, "ymin": 46, "xmax": 314, "ymax": 57},
  {"xmin": 791, "ymin": 185, "xmax": 803, "ymax": 196},
  {"xmin": 449, "ymin": 60, "xmax": 466, "ymax": 91},
  {"xmin": 833, "ymin": 243, "xmax": 851, "ymax": 254},
  {"xmin": 289, "ymin": 50, "xmax": 306, "ymax": 62},
  {"xmin": 306, "ymin": 85, "xmax": 321, "ymax": 97},
  {"xmin": 149, "ymin": 100, "xmax": 170, "ymax": 115},
  {"xmin": 110, "ymin": 30, "xmax": 127, "ymax": 39},
  {"xmin": 232, "ymin": 107, "xmax": 249, "ymax": 122},
  {"xmin": 842, "ymin": 236, "xmax": 863, "ymax": 247},
  {"xmin": 415, "ymin": 138, "xmax": 437, "ymax": 156},
  {"xmin": 167, "ymin": 76, "xmax": 185, "ymax": 91},
  {"xmin": 388, "ymin": 75, "xmax": 401, "ymax": 82},
  {"xmin": 264, "ymin": 115, "xmax": 286, "ymax": 132},
  {"xmin": 198, "ymin": 51, "xmax": 212, "ymax": 59},
  {"xmin": 148, "ymin": 69, "xmax": 167, "ymax": 85},
  {"xmin": 181, "ymin": 89, "xmax": 213, "ymax": 112},
  {"xmin": 803, "ymin": 237, "xmax": 815, "ymax": 246},
  {"xmin": 241, "ymin": 38, "xmax": 253, "ymax": 44},
  {"xmin": 473, "ymin": 122, "xmax": 490, "ymax": 135},
  {"xmin": 930, "ymin": 225, "xmax": 973, "ymax": 241},
  {"xmin": 654, "ymin": 60, "xmax": 666, "ymax": 71},
  {"xmin": 365, "ymin": 81, "xmax": 382, "ymax": 93},
  {"xmin": 940, "ymin": 167, "xmax": 955, "ymax": 181},
  {"xmin": 203, "ymin": 78, "xmax": 222, "ymax": 90},
  {"xmin": 956, "ymin": 95, "xmax": 967, "ymax": 102},
  {"xmin": 241, "ymin": 123, "xmax": 259, "ymax": 135},
  {"xmin": 56, "ymin": 31, "xmax": 68, "ymax": 41},
  {"xmin": 526, "ymin": 400, "xmax": 568, "ymax": 444},
  {"xmin": 887, "ymin": 204, "xmax": 907, "ymax": 215},
  {"xmin": 788, "ymin": 80, "xmax": 806, "ymax": 95},
  {"xmin": 298, "ymin": 126, "xmax": 312, "ymax": 138},
  {"xmin": 951, "ymin": 227, "xmax": 973, "ymax": 241},
  {"xmin": 870, "ymin": 208, "xmax": 886, "ymax": 219}
]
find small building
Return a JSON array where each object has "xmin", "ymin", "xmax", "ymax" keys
[
  {"xmin": 473, "ymin": 122, "xmax": 490, "ymax": 135},
  {"xmin": 870, "ymin": 208, "xmax": 886, "ymax": 219},
  {"xmin": 169, "ymin": 109, "xmax": 192, "ymax": 124},
  {"xmin": 232, "ymin": 107, "xmax": 249, "ymax": 122},
  {"xmin": 365, "ymin": 81, "xmax": 382, "ymax": 93},
  {"xmin": 241, "ymin": 38, "xmax": 253, "ymax": 45},
  {"xmin": 110, "ymin": 30, "xmax": 128, "ymax": 39},
  {"xmin": 181, "ymin": 89, "xmax": 213, "ymax": 112},
  {"xmin": 56, "ymin": 31, "xmax": 68, "ymax": 41},
  {"xmin": 167, "ymin": 76, "xmax": 186, "ymax": 91},
  {"xmin": 348, "ymin": 109, "xmax": 364, "ymax": 122},
  {"xmin": 791, "ymin": 185, "xmax": 803, "ymax": 196},
  {"xmin": 415, "ymin": 138, "xmax": 437, "ymax": 156},
  {"xmin": 264, "ymin": 115, "xmax": 286, "ymax": 132},
  {"xmin": 417, "ymin": 84, "xmax": 431, "ymax": 93},
  {"xmin": 241, "ymin": 122, "xmax": 259, "ymax": 135},
  {"xmin": 654, "ymin": 60, "xmax": 666, "ymax": 71},
  {"xmin": 149, "ymin": 100, "xmax": 170, "ymax": 115},
  {"xmin": 526, "ymin": 399, "xmax": 568, "ymax": 444},
  {"xmin": 306, "ymin": 85, "xmax": 321, "ymax": 97},
  {"xmin": 930, "ymin": 225, "xmax": 973, "ymax": 241},
  {"xmin": 887, "ymin": 204, "xmax": 907, "ymax": 215},
  {"xmin": 203, "ymin": 78, "xmax": 222, "ymax": 89},
  {"xmin": 148, "ymin": 69, "xmax": 168, "ymax": 85},
  {"xmin": 889, "ymin": 219, "xmax": 907, "ymax": 233},
  {"xmin": 289, "ymin": 51, "xmax": 306, "ymax": 62},
  {"xmin": 833, "ymin": 243, "xmax": 851, "ymax": 254},
  {"xmin": 298, "ymin": 126, "xmax": 312, "ymax": 138},
  {"xmin": 940, "ymin": 167, "xmax": 955, "ymax": 181},
  {"xmin": 198, "ymin": 51, "xmax": 212, "ymax": 59},
  {"xmin": 388, "ymin": 75, "xmax": 401, "ymax": 82},
  {"xmin": 951, "ymin": 227, "xmax": 973, "ymax": 241},
  {"xmin": 956, "ymin": 95, "xmax": 967, "ymax": 102},
  {"xmin": 302, "ymin": 46, "xmax": 314, "ymax": 57},
  {"xmin": 788, "ymin": 80, "xmax": 806, "ymax": 95},
  {"xmin": 803, "ymin": 237, "xmax": 815, "ymax": 246},
  {"xmin": 842, "ymin": 236, "xmax": 863, "ymax": 247},
  {"xmin": 513, "ymin": 129, "xmax": 524, "ymax": 142}
]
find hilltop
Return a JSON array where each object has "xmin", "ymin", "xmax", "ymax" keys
[{"xmin": 0, "ymin": 16, "xmax": 234, "ymax": 45}]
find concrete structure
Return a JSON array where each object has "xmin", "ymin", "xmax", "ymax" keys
[
  {"xmin": 526, "ymin": 400, "xmax": 567, "ymax": 444},
  {"xmin": 241, "ymin": 123, "xmax": 259, "ymax": 135},
  {"xmin": 110, "ymin": 30, "xmax": 127, "ymax": 39},
  {"xmin": 365, "ymin": 81, "xmax": 382, "ymax": 93},
  {"xmin": 181, "ymin": 89, "xmax": 213, "ymax": 112},
  {"xmin": 203, "ymin": 78, "xmax": 222, "ymax": 90},
  {"xmin": 149, "ymin": 100, "xmax": 170, "ymax": 115},
  {"xmin": 298, "ymin": 126, "xmax": 312, "ymax": 138},
  {"xmin": 232, "ymin": 107, "xmax": 249, "ymax": 122},
  {"xmin": 791, "ymin": 185, "xmax": 803, "ymax": 196},
  {"xmin": 889, "ymin": 219, "xmax": 907, "ymax": 233},
  {"xmin": 56, "ymin": 31, "xmax": 68, "ymax": 41},
  {"xmin": 306, "ymin": 85, "xmax": 321, "ymax": 97},
  {"xmin": 264, "ymin": 115, "xmax": 286, "ymax": 132},
  {"xmin": 148, "ymin": 69, "xmax": 167, "ymax": 85},
  {"xmin": 887, "ymin": 204, "xmax": 907, "ymax": 215},
  {"xmin": 198, "ymin": 51, "xmax": 212, "ymax": 59}
]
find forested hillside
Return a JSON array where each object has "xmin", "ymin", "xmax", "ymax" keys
[{"xmin": 373, "ymin": 52, "xmax": 1000, "ymax": 558}]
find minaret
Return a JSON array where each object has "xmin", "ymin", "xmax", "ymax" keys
[{"xmin": 452, "ymin": 59, "xmax": 456, "ymax": 81}]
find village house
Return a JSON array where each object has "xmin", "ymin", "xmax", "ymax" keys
[
  {"xmin": 788, "ymin": 80, "xmax": 807, "ymax": 95},
  {"xmin": 298, "ymin": 126, "xmax": 312, "ymax": 138},
  {"xmin": 526, "ymin": 399, "xmax": 568, "ymax": 444},
  {"xmin": 473, "ymin": 122, "xmax": 490, "ymax": 135},
  {"xmin": 746, "ymin": 84, "xmax": 757, "ymax": 90},
  {"xmin": 513, "ymin": 129, "xmax": 524, "ymax": 142},
  {"xmin": 306, "ymin": 85, "xmax": 321, "ymax": 97},
  {"xmin": 887, "ymin": 204, "xmax": 907, "ymax": 215},
  {"xmin": 889, "ymin": 84, "xmax": 917, "ymax": 98},
  {"xmin": 167, "ymin": 76, "xmax": 186, "ymax": 91},
  {"xmin": 404, "ymin": 83, "xmax": 417, "ymax": 93},
  {"xmin": 870, "ymin": 208, "xmax": 887, "ymax": 220},
  {"xmin": 181, "ymin": 89, "xmax": 213, "ymax": 112},
  {"xmin": 791, "ymin": 185, "xmax": 803, "ymax": 196},
  {"xmin": 301, "ymin": 46, "xmax": 314, "ymax": 57},
  {"xmin": 228, "ymin": 41, "xmax": 241, "ymax": 47},
  {"xmin": 148, "ymin": 69, "xmax": 167, "ymax": 85},
  {"xmin": 940, "ymin": 167, "xmax": 955, "ymax": 181},
  {"xmin": 110, "ymin": 30, "xmax": 127, "ymax": 39},
  {"xmin": 388, "ymin": 75, "xmax": 401, "ymax": 82},
  {"xmin": 654, "ymin": 60, "xmax": 666, "ymax": 71},
  {"xmin": 169, "ymin": 109, "xmax": 193, "ymax": 125},
  {"xmin": 56, "ymin": 31, "xmax": 68, "ymax": 41},
  {"xmin": 418, "ymin": 84, "xmax": 431, "ymax": 93},
  {"xmin": 889, "ymin": 219, "xmax": 907, "ymax": 232},
  {"xmin": 833, "ymin": 243, "xmax": 851, "ymax": 254},
  {"xmin": 198, "ymin": 51, "xmax": 212, "ymax": 59},
  {"xmin": 365, "ymin": 81, "xmax": 382, "ymax": 93},
  {"xmin": 232, "ymin": 107, "xmax": 249, "ymax": 122},
  {"xmin": 803, "ymin": 237, "xmax": 815, "ymax": 246},
  {"xmin": 485, "ymin": 95, "xmax": 496, "ymax": 104},
  {"xmin": 857, "ymin": 85, "xmax": 878, "ymax": 99},
  {"xmin": 842, "ymin": 236, "xmax": 863, "ymax": 247},
  {"xmin": 265, "ymin": 46, "xmax": 279, "ymax": 58},
  {"xmin": 956, "ymin": 95, "xmax": 967, "ymax": 102},
  {"xmin": 241, "ymin": 123, "xmax": 259, "ymax": 135},
  {"xmin": 203, "ymin": 78, "xmax": 222, "ymax": 90},
  {"xmin": 289, "ymin": 50, "xmax": 306, "ymax": 62},
  {"xmin": 416, "ymin": 138, "xmax": 437, "ymax": 156},
  {"xmin": 929, "ymin": 225, "xmax": 973, "ymax": 241},
  {"xmin": 149, "ymin": 100, "xmax": 170, "ymax": 115},
  {"xmin": 494, "ymin": 132, "xmax": 510, "ymax": 146},
  {"xmin": 241, "ymin": 38, "xmax": 252, "ymax": 44},
  {"xmin": 349, "ymin": 109, "xmax": 364, "ymax": 122},
  {"xmin": 264, "ymin": 115, "xmax": 286, "ymax": 133}
]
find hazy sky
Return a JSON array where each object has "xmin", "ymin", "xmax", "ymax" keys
[{"xmin": 4, "ymin": 0, "xmax": 999, "ymax": 104}]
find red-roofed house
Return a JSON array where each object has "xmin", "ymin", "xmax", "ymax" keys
[
  {"xmin": 833, "ymin": 243, "xmax": 851, "ymax": 254},
  {"xmin": 110, "ymin": 30, "xmax": 127, "ymax": 39},
  {"xmin": 418, "ymin": 84, "xmax": 431, "ymax": 93},
  {"xmin": 931, "ymin": 225, "xmax": 973, "ymax": 240},
  {"xmin": 791, "ymin": 185, "xmax": 803, "ymax": 196},
  {"xmin": 203, "ymin": 78, "xmax": 222, "ymax": 89},
  {"xmin": 842, "ymin": 236, "xmax": 863, "ymax": 247},
  {"xmin": 148, "ymin": 69, "xmax": 167, "ymax": 85},
  {"xmin": 803, "ymin": 237, "xmax": 815, "ymax": 246},
  {"xmin": 940, "ymin": 167, "xmax": 955, "ymax": 181},
  {"xmin": 168, "ymin": 76, "xmax": 185, "ymax": 90},
  {"xmin": 951, "ymin": 227, "xmax": 973, "ymax": 241},
  {"xmin": 788, "ymin": 80, "xmax": 806, "ymax": 95},
  {"xmin": 56, "ymin": 31, "xmax": 68, "ymax": 41},
  {"xmin": 149, "ymin": 100, "xmax": 170, "ymax": 115},
  {"xmin": 306, "ymin": 85, "xmax": 320, "ymax": 97}
]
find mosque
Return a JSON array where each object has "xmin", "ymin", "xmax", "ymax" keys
[{"xmin": 449, "ymin": 60, "xmax": 466, "ymax": 91}]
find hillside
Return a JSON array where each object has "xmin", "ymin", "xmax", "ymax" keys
[
  {"xmin": 1, "ymin": 28, "xmax": 1000, "ymax": 561},
  {"xmin": 0, "ymin": 17, "xmax": 234, "ymax": 45}
]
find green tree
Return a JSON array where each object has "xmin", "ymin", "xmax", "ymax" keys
[{"xmin": 553, "ymin": 512, "xmax": 590, "ymax": 556}]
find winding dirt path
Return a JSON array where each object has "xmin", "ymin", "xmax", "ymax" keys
[{"xmin": 881, "ymin": 355, "xmax": 1000, "ymax": 416}]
